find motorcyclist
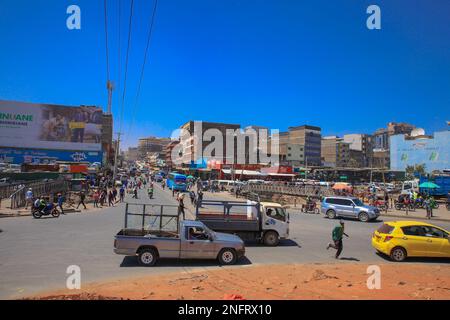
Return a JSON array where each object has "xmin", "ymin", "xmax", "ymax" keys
[
  {"xmin": 34, "ymin": 197, "xmax": 46, "ymax": 214},
  {"xmin": 306, "ymin": 196, "xmax": 315, "ymax": 210}
]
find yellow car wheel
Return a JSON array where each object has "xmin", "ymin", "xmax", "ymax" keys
[{"xmin": 390, "ymin": 247, "xmax": 407, "ymax": 262}]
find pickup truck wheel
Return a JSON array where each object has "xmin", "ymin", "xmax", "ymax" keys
[
  {"xmin": 138, "ymin": 248, "xmax": 157, "ymax": 266},
  {"xmin": 263, "ymin": 231, "xmax": 279, "ymax": 246},
  {"xmin": 218, "ymin": 248, "xmax": 237, "ymax": 265}
]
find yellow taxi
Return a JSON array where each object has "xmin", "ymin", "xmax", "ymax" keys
[{"xmin": 372, "ymin": 220, "xmax": 450, "ymax": 262}]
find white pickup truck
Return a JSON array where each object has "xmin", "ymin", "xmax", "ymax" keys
[{"xmin": 114, "ymin": 204, "xmax": 245, "ymax": 266}]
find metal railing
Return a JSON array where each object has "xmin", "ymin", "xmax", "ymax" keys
[
  {"xmin": 0, "ymin": 181, "xmax": 40, "ymax": 200},
  {"xmin": 241, "ymin": 184, "xmax": 335, "ymax": 198},
  {"xmin": 9, "ymin": 179, "xmax": 69, "ymax": 209}
]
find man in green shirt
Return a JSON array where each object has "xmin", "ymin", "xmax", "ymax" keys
[{"xmin": 326, "ymin": 220, "xmax": 349, "ymax": 259}]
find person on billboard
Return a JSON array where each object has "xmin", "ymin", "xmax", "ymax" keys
[{"xmin": 70, "ymin": 111, "xmax": 86, "ymax": 143}]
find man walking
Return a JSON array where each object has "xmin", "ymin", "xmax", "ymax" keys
[
  {"xmin": 25, "ymin": 188, "xmax": 33, "ymax": 210},
  {"xmin": 326, "ymin": 220, "xmax": 349, "ymax": 259},
  {"xmin": 119, "ymin": 185, "xmax": 125, "ymax": 202},
  {"xmin": 77, "ymin": 190, "xmax": 87, "ymax": 210},
  {"xmin": 57, "ymin": 193, "xmax": 65, "ymax": 215},
  {"xmin": 178, "ymin": 193, "xmax": 186, "ymax": 220}
]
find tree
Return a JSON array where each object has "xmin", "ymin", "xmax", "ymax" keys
[{"xmin": 405, "ymin": 164, "xmax": 426, "ymax": 179}]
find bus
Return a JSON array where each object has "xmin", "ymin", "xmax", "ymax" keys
[{"xmin": 167, "ymin": 172, "xmax": 187, "ymax": 191}]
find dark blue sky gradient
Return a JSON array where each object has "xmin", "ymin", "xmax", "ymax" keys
[{"xmin": 0, "ymin": 0, "xmax": 449, "ymax": 149}]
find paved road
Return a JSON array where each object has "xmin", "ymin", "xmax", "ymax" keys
[{"xmin": 1, "ymin": 184, "xmax": 449, "ymax": 299}]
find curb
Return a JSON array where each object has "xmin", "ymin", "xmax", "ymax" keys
[
  {"xmin": 379, "ymin": 213, "xmax": 450, "ymax": 223},
  {"xmin": 0, "ymin": 208, "xmax": 82, "ymax": 218}
]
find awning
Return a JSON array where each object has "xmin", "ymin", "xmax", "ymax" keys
[
  {"xmin": 221, "ymin": 169, "xmax": 264, "ymax": 176},
  {"xmin": 267, "ymin": 173, "xmax": 296, "ymax": 177}
]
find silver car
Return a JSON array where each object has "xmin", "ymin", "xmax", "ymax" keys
[{"xmin": 321, "ymin": 196, "xmax": 380, "ymax": 222}]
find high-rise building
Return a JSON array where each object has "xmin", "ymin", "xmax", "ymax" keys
[
  {"xmin": 288, "ymin": 125, "xmax": 322, "ymax": 166},
  {"xmin": 321, "ymin": 136, "xmax": 350, "ymax": 167},
  {"xmin": 164, "ymin": 140, "xmax": 180, "ymax": 170},
  {"xmin": 138, "ymin": 137, "xmax": 171, "ymax": 159},
  {"xmin": 343, "ymin": 133, "xmax": 373, "ymax": 167},
  {"xmin": 179, "ymin": 121, "xmax": 241, "ymax": 166},
  {"xmin": 372, "ymin": 122, "xmax": 415, "ymax": 168}
]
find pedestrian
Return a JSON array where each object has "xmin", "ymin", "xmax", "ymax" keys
[
  {"xmin": 108, "ymin": 190, "xmax": 114, "ymax": 207},
  {"xmin": 178, "ymin": 193, "xmax": 186, "ymax": 220},
  {"xmin": 197, "ymin": 190, "xmax": 204, "ymax": 208},
  {"xmin": 77, "ymin": 191, "xmax": 87, "ymax": 210},
  {"xmin": 189, "ymin": 190, "xmax": 196, "ymax": 205},
  {"xmin": 112, "ymin": 187, "xmax": 118, "ymax": 203},
  {"xmin": 57, "ymin": 193, "xmax": 65, "ymax": 214},
  {"xmin": 100, "ymin": 189, "xmax": 106, "ymax": 207},
  {"xmin": 25, "ymin": 188, "xmax": 33, "ymax": 209},
  {"xmin": 133, "ymin": 187, "xmax": 138, "ymax": 199},
  {"xmin": 93, "ymin": 190, "xmax": 100, "ymax": 208},
  {"xmin": 119, "ymin": 185, "xmax": 125, "ymax": 202},
  {"xmin": 326, "ymin": 220, "xmax": 349, "ymax": 259},
  {"xmin": 384, "ymin": 192, "xmax": 389, "ymax": 213}
]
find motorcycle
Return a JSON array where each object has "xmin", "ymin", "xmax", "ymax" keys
[
  {"xmin": 32, "ymin": 203, "xmax": 61, "ymax": 219},
  {"xmin": 373, "ymin": 199, "xmax": 388, "ymax": 211},
  {"xmin": 301, "ymin": 201, "xmax": 319, "ymax": 214},
  {"xmin": 394, "ymin": 200, "xmax": 415, "ymax": 211}
]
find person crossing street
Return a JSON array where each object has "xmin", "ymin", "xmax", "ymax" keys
[{"xmin": 326, "ymin": 220, "xmax": 349, "ymax": 259}]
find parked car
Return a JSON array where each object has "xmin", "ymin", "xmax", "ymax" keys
[
  {"xmin": 372, "ymin": 221, "xmax": 450, "ymax": 261},
  {"xmin": 321, "ymin": 196, "xmax": 380, "ymax": 222}
]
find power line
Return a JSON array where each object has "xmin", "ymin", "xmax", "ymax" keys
[
  {"xmin": 114, "ymin": 0, "xmax": 134, "ymax": 177},
  {"xmin": 127, "ymin": 0, "xmax": 159, "ymax": 138},
  {"xmin": 118, "ymin": 0, "xmax": 135, "ymax": 134},
  {"xmin": 116, "ymin": 0, "xmax": 121, "ymax": 120},
  {"xmin": 103, "ymin": 0, "xmax": 110, "ymax": 82}
]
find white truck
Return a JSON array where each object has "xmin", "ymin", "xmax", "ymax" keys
[{"xmin": 195, "ymin": 199, "xmax": 289, "ymax": 246}]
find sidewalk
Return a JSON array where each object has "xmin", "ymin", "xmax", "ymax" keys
[{"xmin": 0, "ymin": 202, "xmax": 107, "ymax": 218}]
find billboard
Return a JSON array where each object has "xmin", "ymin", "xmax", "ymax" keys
[
  {"xmin": 0, "ymin": 148, "xmax": 103, "ymax": 165},
  {"xmin": 390, "ymin": 131, "xmax": 450, "ymax": 172},
  {"xmin": 0, "ymin": 100, "xmax": 102, "ymax": 151}
]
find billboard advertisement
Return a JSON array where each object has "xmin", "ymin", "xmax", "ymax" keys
[
  {"xmin": 0, "ymin": 148, "xmax": 102, "ymax": 165},
  {"xmin": 0, "ymin": 100, "xmax": 102, "ymax": 151},
  {"xmin": 390, "ymin": 131, "xmax": 450, "ymax": 172}
]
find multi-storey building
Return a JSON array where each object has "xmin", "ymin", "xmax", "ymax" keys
[
  {"xmin": 372, "ymin": 122, "xmax": 415, "ymax": 168},
  {"xmin": 179, "ymin": 121, "xmax": 241, "ymax": 166},
  {"xmin": 343, "ymin": 133, "xmax": 373, "ymax": 167},
  {"xmin": 138, "ymin": 137, "xmax": 171, "ymax": 159},
  {"xmin": 321, "ymin": 136, "xmax": 350, "ymax": 168},
  {"xmin": 288, "ymin": 125, "xmax": 322, "ymax": 167}
]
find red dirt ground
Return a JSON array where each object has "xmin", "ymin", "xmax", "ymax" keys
[{"xmin": 30, "ymin": 263, "xmax": 450, "ymax": 300}]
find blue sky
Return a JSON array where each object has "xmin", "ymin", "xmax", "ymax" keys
[{"xmin": 0, "ymin": 0, "xmax": 449, "ymax": 149}]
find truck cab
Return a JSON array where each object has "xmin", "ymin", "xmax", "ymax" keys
[{"xmin": 259, "ymin": 202, "xmax": 290, "ymax": 244}]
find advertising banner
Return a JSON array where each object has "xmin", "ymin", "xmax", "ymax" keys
[
  {"xmin": 0, "ymin": 100, "xmax": 102, "ymax": 151},
  {"xmin": 0, "ymin": 148, "xmax": 103, "ymax": 165}
]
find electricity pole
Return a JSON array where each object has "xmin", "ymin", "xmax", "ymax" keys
[{"xmin": 113, "ymin": 132, "xmax": 122, "ymax": 179}]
